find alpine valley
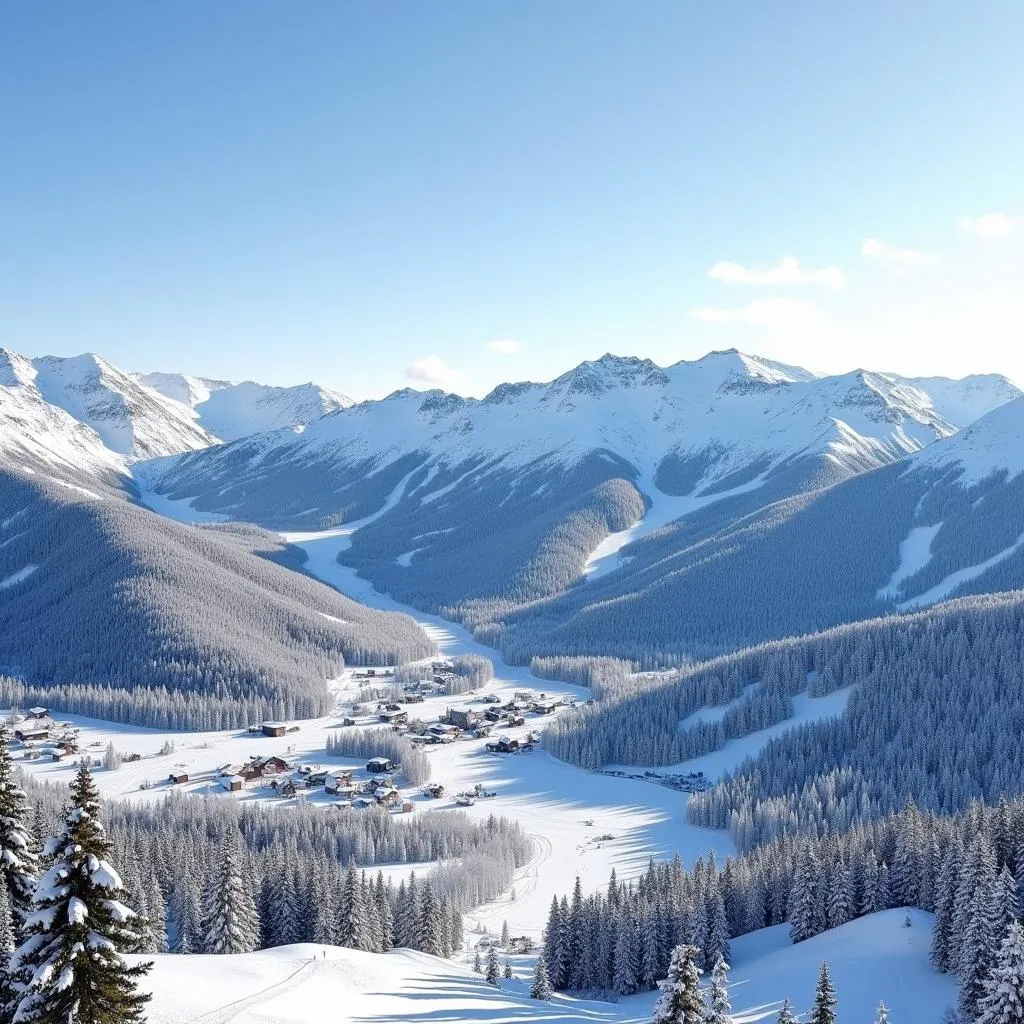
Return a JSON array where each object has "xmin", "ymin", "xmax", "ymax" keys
[{"xmin": 2, "ymin": 343, "xmax": 1024, "ymax": 1024}]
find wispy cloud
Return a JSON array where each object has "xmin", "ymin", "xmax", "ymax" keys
[
  {"xmin": 486, "ymin": 339, "xmax": 524, "ymax": 355},
  {"xmin": 689, "ymin": 297, "xmax": 822, "ymax": 327},
  {"xmin": 959, "ymin": 212, "xmax": 1024, "ymax": 240},
  {"xmin": 861, "ymin": 238, "xmax": 937, "ymax": 267},
  {"xmin": 709, "ymin": 255, "xmax": 845, "ymax": 290},
  {"xmin": 404, "ymin": 354, "xmax": 466, "ymax": 387}
]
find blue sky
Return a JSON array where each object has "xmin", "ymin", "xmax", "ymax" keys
[{"xmin": 2, "ymin": 2, "xmax": 1023, "ymax": 397}]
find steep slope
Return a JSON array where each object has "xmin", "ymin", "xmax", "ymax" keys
[
  {"xmin": 0, "ymin": 348, "xmax": 128, "ymax": 489},
  {"xmin": 138, "ymin": 371, "xmax": 354, "ymax": 440},
  {"xmin": 495, "ymin": 397, "xmax": 1024, "ymax": 662},
  {"xmin": 885, "ymin": 370, "xmax": 1021, "ymax": 429},
  {"xmin": 30, "ymin": 352, "xmax": 218, "ymax": 458},
  {"xmin": 0, "ymin": 467, "xmax": 434, "ymax": 726}
]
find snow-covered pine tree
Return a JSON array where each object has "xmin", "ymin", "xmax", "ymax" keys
[
  {"xmin": 775, "ymin": 997, "xmax": 798, "ymax": 1024},
  {"xmin": 874, "ymin": 1002, "xmax": 889, "ymax": 1024},
  {"xmin": 810, "ymin": 962, "xmax": 838, "ymax": 1024},
  {"xmin": 338, "ymin": 865, "xmax": 368, "ymax": 951},
  {"xmin": 503, "ymin": 958, "xmax": 513, "ymax": 980},
  {"xmin": 485, "ymin": 946, "xmax": 500, "ymax": 986},
  {"xmin": 102, "ymin": 744, "xmax": 121, "ymax": 772},
  {"xmin": 976, "ymin": 920, "xmax": 1024, "ymax": 1024},
  {"xmin": 788, "ymin": 845, "xmax": 823, "ymax": 943},
  {"xmin": 990, "ymin": 865, "xmax": 1021, "ymax": 943},
  {"xmin": 613, "ymin": 919, "xmax": 639, "ymax": 995},
  {"xmin": 201, "ymin": 836, "xmax": 260, "ymax": 954},
  {"xmin": 473, "ymin": 949, "xmax": 482, "ymax": 973},
  {"xmin": 0, "ymin": 733, "xmax": 38, "ymax": 929},
  {"xmin": 652, "ymin": 944, "xmax": 706, "ymax": 1024},
  {"xmin": 531, "ymin": 950, "xmax": 552, "ymax": 1000},
  {"xmin": 416, "ymin": 883, "xmax": 444, "ymax": 957},
  {"xmin": 167, "ymin": 875, "xmax": 202, "ymax": 954},
  {"xmin": 9, "ymin": 765, "xmax": 151, "ymax": 1024},
  {"xmin": 501, "ymin": 920, "xmax": 509, "ymax": 948},
  {"xmin": 705, "ymin": 955, "xmax": 732, "ymax": 1024},
  {"xmin": 961, "ymin": 884, "xmax": 999, "ymax": 1021}
]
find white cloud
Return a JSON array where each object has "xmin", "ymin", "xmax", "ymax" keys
[
  {"xmin": 861, "ymin": 238, "xmax": 937, "ymax": 267},
  {"xmin": 689, "ymin": 297, "xmax": 822, "ymax": 327},
  {"xmin": 959, "ymin": 213, "xmax": 1024, "ymax": 240},
  {"xmin": 708, "ymin": 255, "xmax": 845, "ymax": 290},
  {"xmin": 486, "ymin": 339, "xmax": 524, "ymax": 355},
  {"xmin": 404, "ymin": 354, "xmax": 467, "ymax": 387}
]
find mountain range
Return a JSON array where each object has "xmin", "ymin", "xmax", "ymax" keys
[{"xmin": 3, "ymin": 342, "xmax": 1024, "ymax": 682}]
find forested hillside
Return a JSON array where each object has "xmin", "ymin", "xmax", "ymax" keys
[
  {"xmin": 0, "ymin": 469, "xmax": 434, "ymax": 726},
  {"xmin": 543, "ymin": 589, "xmax": 1024, "ymax": 849}
]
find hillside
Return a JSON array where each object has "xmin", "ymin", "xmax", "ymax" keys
[
  {"xmin": 135, "ymin": 911, "xmax": 954, "ymax": 1024},
  {"xmin": 0, "ymin": 467, "xmax": 433, "ymax": 726}
]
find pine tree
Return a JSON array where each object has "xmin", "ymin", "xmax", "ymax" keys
[
  {"xmin": 503, "ymin": 957, "xmax": 513, "ymax": 980},
  {"xmin": 485, "ymin": 946, "xmax": 501, "ymax": 986},
  {"xmin": 652, "ymin": 944, "xmax": 706, "ymax": 1024},
  {"xmin": 976, "ymin": 920, "xmax": 1024, "ymax": 1024},
  {"xmin": 810, "ymin": 962, "xmax": 837, "ymax": 1024},
  {"xmin": 874, "ymin": 1002, "xmax": 890, "ymax": 1024},
  {"xmin": 775, "ymin": 997, "xmax": 798, "ymax": 1024},
  {"xmin": 473, "ymin": 949, "xmax": 482, "ymax": 974},
  {"xmin": 202, "ymin": 837, "xmax": 260, "ymax": 954},
  {"xmin": 501, "ymin": 920, "xmax": 509, "ymax": 948},
  {"xmin": 0, "ymin": 733, "xmax": 38, "ymax": 928},
  {"xmin": 338, "ymin": 866, "xmax": 367, "ymax": 951},
  {"xmin": 9, "ymin": 765, "xmax": 151, "ymax": 1024},
  {"xmin": 530, "ymin": 951, "xmax": 552, "ymax": 1000},
  {"xmin": 613, "ymin": 920, "xmax": 639, "ymax": 995},
  {"xmin": 704, "ymin": 955, "xmax": 732, "ymax": 1024},
  {"xmin": 416, "ymin": 883, "xmax": 444, "ymax": 957},
  {"xmin": 789, "ymin": 845, "xmax": 824, "ymax": 943}
]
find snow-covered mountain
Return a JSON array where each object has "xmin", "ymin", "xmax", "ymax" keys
[
  {"xmin": 15, "ymin": 352, "xmax": 218, "ymax": 460},
  {"xmin": 148, "ymin": 349, "xmax": 1012, "ymax": 531},
  {"xmin": 0, "ymin": 349, "xmax": 128, "ymax": 484},
  {"xmin": 137, "ymin": 371, "xmax": 354, "ymax": 440},
  {"xmin": 883, "ymin": 371, "xmax": 1021, "ymax": 430}
]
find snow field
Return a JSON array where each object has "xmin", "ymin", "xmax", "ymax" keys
[{"xmin": 135, "ymin": 910, "xmax": 955, "ymax": 1024}]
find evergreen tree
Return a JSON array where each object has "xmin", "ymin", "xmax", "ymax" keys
[
  {"xmin": 338, "ymin": 866, "xmax": 367, "ymax": 951},
  {"xmin": 416, "ymin": 883, "xmax": 444, "ymax": 957},
  {"xmin": 0, "ymin": 733, "xmax": 38, "ymax": 928},
  {"xmin": 472, "ymin": 949, "xmax": 482, "ymax": 974},
  {"xmin": 704, "ymin": 955, "xmax": 732, "ymax": 1024},
  {"xmin": 503, "ymin": 958, "xmax": 513, "ymax": 980},
  {"xmin": 810, "ymin": 962, "xmax": 837, "ymax": 1024},
  {"xmin": 613, "ymin": 920, "xmax": 639, "ymax": 995},
  {"xmin": 9, "ymin": 765, "xmax": 151, "ymax": 1024},
  {"xmin": 652, "ymin": 944, "xmax": 706, "ymax": 1024},
  {"xmin": 501, "ymin": 920, "xmax": 509, "ymax": 949},
  {"xmin": 874, "ymin": 1003, "xmax": 890, "ymax": 1024},
  {"xmin": 202, "ymin": 837, "xmax": 260, "ymax": 954},
  {"xmin": 789, "ymin": 845, "xmax": 824, "ymax": 943},
  {"xmin": 485, "ymin": 946, "xmax": 501, "ymax": 986},
  {"xmin": 531, "ymin": 951, "xmax": 552, "ymax": 1000},
  {"xmin": 976, "ymin": 921, "xmax": 1024, "ymax": 1024},
  {"xmin": 775, "ymin": 997, "xmax": 798, "ymax": 1024}
]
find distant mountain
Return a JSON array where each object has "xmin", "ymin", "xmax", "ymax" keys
[
  {"xmin": 883, "ymin": 371, "xmax": 1021, "ymax": 429},
  {"xmin": 137, "ymin": 372, "xmax": 354, "ymax": 441},
  {"xmin": 142, "ymin": 350, "xmax": 1021, "ymax": 656},
  {"xmin": 27, "ymin": 352, "xmax": 218, "ymax": 459}
]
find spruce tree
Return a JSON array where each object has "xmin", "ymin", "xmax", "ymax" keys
[
  {"xmin": 976, "ymin": 920, "xmax": 1024, "ymax": 1024},
  {"xmin": 0, "ymin": 733, "xmax": 38, "ymax": 928},
  {"xmin": 338, "ymin": 866, "xmax": 367, "ymax": 951},
  {"xmin": 810, "ymin": 962, "xmax": 837, "ymax": 1024},
  {"xmin": 503, "ymin": 958, "xmax": 513, "ymax": 980},
  {"xmin": 485, "ymin": 946, "xmax": 501, "ymax": 986},
  {"xmin": 775, "ymin": 997, "xmax": 798, "ymax": 1024},
  {"xmin": 9, "ymin": 765, "xmax": 151, "ymax": 1024},
  {"xmin": 473, "ymin": 949, "xmax": 482, "ymax": 974},
  {"xmin": 202, "ymin": 837, "xmax": 260, "ymax": 954},
  {"xmin": 705, "ymin": 955, "xmax": 732, "ymax": 1024},
  {"xmin": 531, "ymin": 951, "xmax": 552, "ymax": 1000},
  {"xmin": 874, "ymin": 1002, "xmax": 890, "ymax": 1024},
  {"xmin": 652, "ymin": 944, "xmax": 706, "ymax": 1024}
]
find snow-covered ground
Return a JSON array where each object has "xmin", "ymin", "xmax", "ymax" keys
[
  {"xmin": 136, "ymin": 909, "xmax": 956, "ymax": 1024},
  {"xmin": 877, "ymin": 523, "xmax": 943, "ymax": 599},
  {"xmin": 582, "ymin": 468, "xmax": 769, "ymax": 580}
]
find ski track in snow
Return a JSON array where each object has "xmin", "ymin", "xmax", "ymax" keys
[{"xmin": 0, "ymin": 564, "xmax": 37, "ymax": 589}]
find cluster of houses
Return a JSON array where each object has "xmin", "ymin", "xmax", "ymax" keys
[
  {"xmin": 6, "ymin": 708, "xmax": 80, "ymax": 762},
  {"xmin": 170, "ymin": 751, "xmax": 414, "ymax": 812}
]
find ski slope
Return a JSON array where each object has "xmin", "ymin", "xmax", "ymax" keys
[{"xmin": 136, "ymin": 910, "xmax": 956, "ymax": 1024}]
